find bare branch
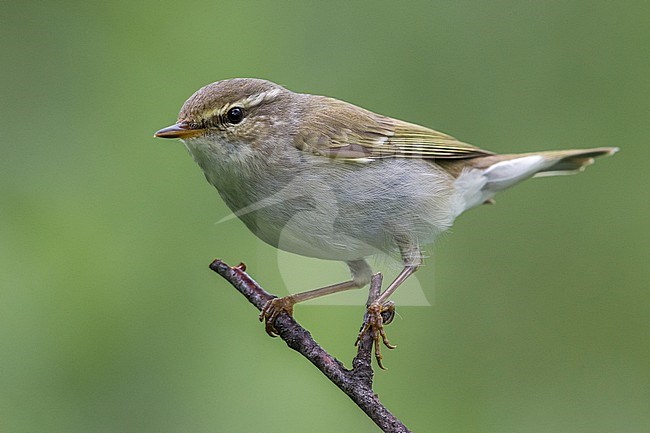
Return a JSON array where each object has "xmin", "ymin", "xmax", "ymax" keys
[{"xmin": 209, "ymin": 259, "xmax": 411, "ymax": 433}]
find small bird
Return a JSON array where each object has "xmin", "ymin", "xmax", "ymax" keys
[{"xmin": 155, "ymin": 78, "xmax": 617, "ymax": 367}]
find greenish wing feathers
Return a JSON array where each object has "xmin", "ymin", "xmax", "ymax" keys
[
  {"xmin": 293, "ymin": 96, "xmax": 493, "ymax": 160},
  {"xmin": 384, "ymin": 120, "xmax": 493, "ymax": 158}
]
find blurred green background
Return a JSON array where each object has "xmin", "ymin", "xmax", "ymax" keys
[{"xmin": 1, "ymin": 1, "xmax": 648, "ymax": 432}]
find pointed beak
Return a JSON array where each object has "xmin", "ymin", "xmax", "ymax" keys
[{"xmin": 154, "ymin": 122, "xmax": 204, "ymax": 139}]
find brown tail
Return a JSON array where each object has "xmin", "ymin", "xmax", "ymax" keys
[
  {"xmin": 470, "ymin": 147, "xmax": 618, "ymax": 176},
  {"xmin": 530, "ymin": 147, "xmax": 619, "ymax": 176},
  {"xmin": 467, "ymin": 146, "xmax": 618, "ymax": 194},
  {"xmin": 446, "ymin": 147, "xmax": 618, "ymax": 212}
]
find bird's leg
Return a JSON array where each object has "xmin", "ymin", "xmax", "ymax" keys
[
  {"xmin": 374, "ymin": 264, "xmax": 419, "ymax": 305},
  {"xmin": 356, "ymin": 243, "xmax": 421, "ymax": 368},
  {"xmin": 260, "ymin": 280, "xmax": 359, "ymax": 336},
  {"xmin": 260, "ymin": 260, "xmax": 371, "ymax": 337}
]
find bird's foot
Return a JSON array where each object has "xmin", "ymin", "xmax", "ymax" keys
[
  {"xmin": 355, "ymin": 301, "xmax": 396, "ymax": 369},
  {"xmin": 259, "ymin": 296, "xmax": 296, "ymax": 337}
]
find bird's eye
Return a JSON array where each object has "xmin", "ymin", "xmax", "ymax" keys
[{"xmin": 226, "ymin": 107, "xmax": 244, "ymax": 124}]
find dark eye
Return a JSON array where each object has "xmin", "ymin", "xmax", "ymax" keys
[{"xmin": 226, "ymin": 107, "xmax": 244, "ymax": 124}]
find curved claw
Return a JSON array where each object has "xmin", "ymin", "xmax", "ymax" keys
[
  {"xmin": 355, "ymin": 301, "xmax": 397, "ymax": 369},
  {"xmin": 259, "ymin": 296, "xmax": 295, "ymax": 337}
]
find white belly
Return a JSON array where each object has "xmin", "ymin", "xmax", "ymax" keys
[{"xmin": 198, "ymin": 151, "xmax": 458, "ymax": 262}]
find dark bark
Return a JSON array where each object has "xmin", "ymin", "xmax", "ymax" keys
[{"xmin": 209, "ymin": 259, "xmax": 411, "ymax": 433}]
